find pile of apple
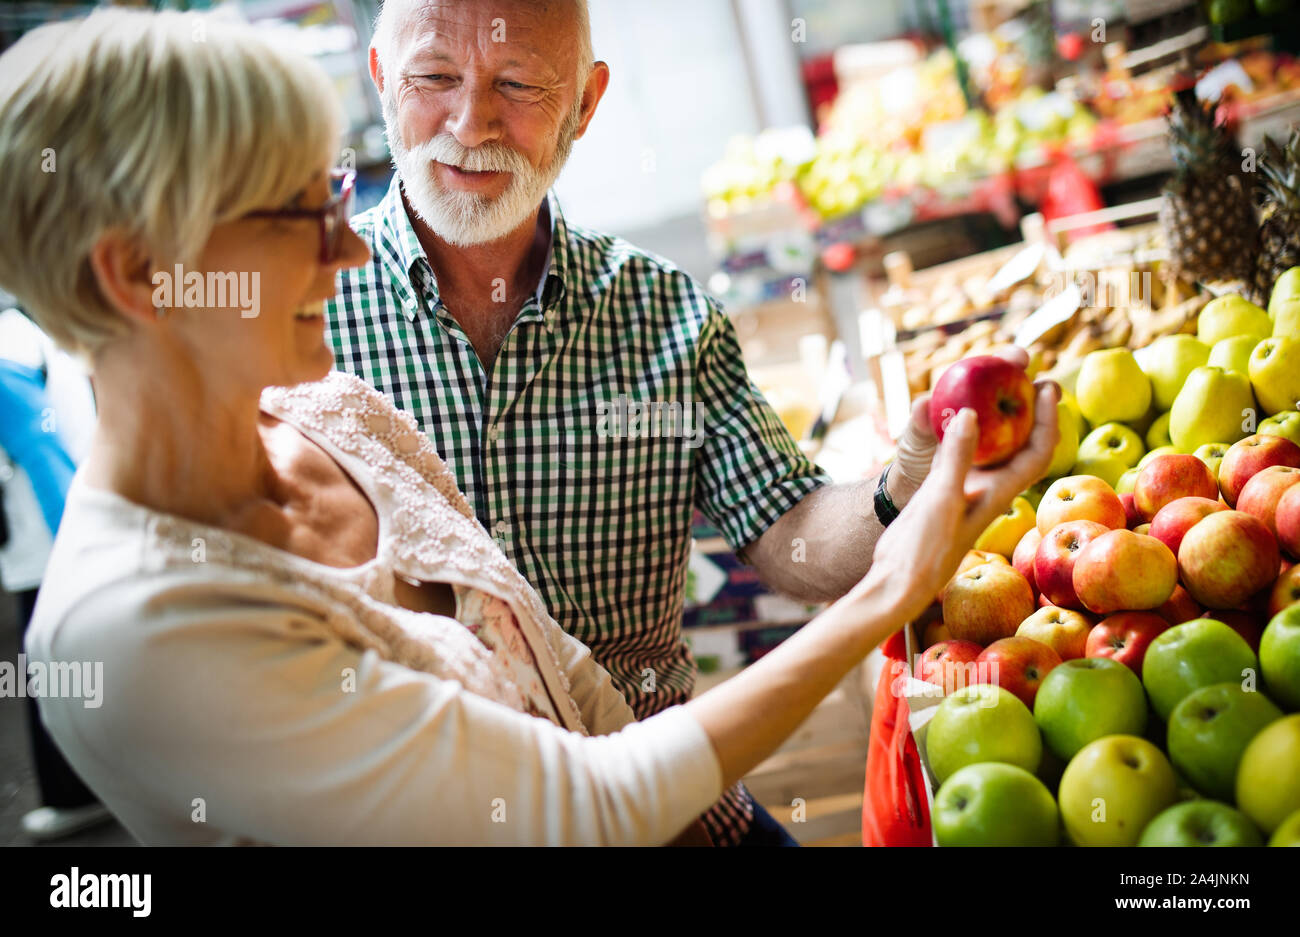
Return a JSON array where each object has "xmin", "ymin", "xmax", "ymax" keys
[{"xmin": 910, "ymin": 271, "xmax": 1300, "ymax": 846}]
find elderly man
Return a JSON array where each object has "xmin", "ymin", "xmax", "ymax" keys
[{"xmin": 327, "ymin": 0, "xmax": 945, "ymax": 846}]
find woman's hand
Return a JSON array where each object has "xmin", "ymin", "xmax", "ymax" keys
[{"xmin": 851, "ymin": 379, "xmax": 1060, "ymax": 628}]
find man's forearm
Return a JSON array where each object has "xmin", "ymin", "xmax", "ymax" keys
[{"xmin": 739, "ymin": 468, "xmax": 922, "ymax": 603}]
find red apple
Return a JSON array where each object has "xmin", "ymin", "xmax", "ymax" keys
[
  {"xmin": 1149, "ymin": 496, "xmax": 1227, "ymax": 557},
  {"xmin": 1037, "ymin": 475, "xmax": 1126, "ymax": 534},
  {"xmin": 928, "ymin": 355, "xmax": 1035, "ymax": 467},
  {"xmin": 1156, "ymin": 584, "xmax": 1204, "ymax": 626},
  {"xmin": 1219, "ymin": 434, "xmax": 1300, "ymax": 506},
  {"xmin": 941, "ymin": 562, "xmax": 1036, "ymax": 646},
  {"xmin": 1133, "ymin": 454, "xmax": 1218, "ymax": 521},
  {"xmin": 1178, "ymin": 510, "xmax": 1281, "ymax": 609},
  {"xmin": 1085, "ymin": 612, "xmax": 1170, "ymax": 673},
  {"xmin": 1013, "ymin": 527, "xmax": 1043, "ymax": 592},
  {"xmin": 1269, "ymin": 565, "xmax": 1300, "ymax": 618},
  {"xmin": 1016, "ymin": 605, "xmax": 1093, "ymax": 660},
  {"xmin": 1279, "ymin": 484, "xmax": 1300, "ymax": 559},
  {"xmin": 916, "ymin": 640, "xmax": 984, "ymax": 694},
  {"xmin": 1035, "ymin": 520, "xmax": 1110, "ymax": 610},
  {"xmin": 1201, "ymin": 609, "xmax": 1265, "ymax": 654},
  {"xmin": 1120, "ymin": 492, "xmax": 1143, "ymax": 529},
  {"xmin": 976, "ymin": 636, "xmax": 1062, "ymax": 708},
  {"xmin": 1073, "ymin": 530, "xmax": 1178, "ymax": 614},
  {"xmin": 1236, "ymin": 465, "xmax": 1300, "ymax": 537}
]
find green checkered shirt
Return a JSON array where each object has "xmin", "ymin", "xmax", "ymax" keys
[{"xmin": 326, "ymin": 175, "xmax": 831, "ymax": 845}]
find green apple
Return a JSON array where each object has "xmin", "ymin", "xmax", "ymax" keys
[
  {"xmin": 1077, "ymin": 348, "xmax": 1152, "ymax": 426},
  {"xmin": 932, "ymin": 762, "xmax": 1060, "ymax": 846},
  {"xmin": 1268, "ymin": 266, "xmax": 1300, "ymax": 316},
  {"xmin": 1071, "ymin": 455, "xmax": 1128, "ymax": 489},
  {"xmin": 1259, "ymin": 411, "xmax": 1300, "ymax": 448},
  {"xmin": 1261, "ymin": 606, "xmax": 1300, "ymax": 711},
  {"xmin": 1167, "ymin": 682, "xmax": 1283, "ymax": 800},
  {"xmin": 1198, "ymin": 295, "xmax": 1271, "ymax": 346},
  {"xmin": 1059, "ymin": 735, "xmax": 1178, "ymax": 846},
  {"xmin": 925, "ymin": 684, "xmax": 1042, "ymax": 785},
  {"xmin": 1169, "ymin": 366, "xmax": 1254, "ymax": 453},
  {"xmin": 1145, "ymin": 413, "xmax": 1173, "ymax": 452},
  {"xmin": 1034, "ymin": 657, "xmax": 1148, "ymax": 760},
  {"xmin": 1138, "ymin": 800, "xmax": 1263, "ymax": 846},
  {"xmin": 1142, "ymin": 619, "xmax": 1259, "ymax": 721},
  {"xmin": 1249, "ymin": 336, "xmax": 1300, "ymax": 416},
  {"xmin": 1142, "ymin": 335, "xmax": 1210, "ymax": 411},
  {"xmin": 1208, "ymin": 334, "xmax": 1258, "ymax": 376},
  {"xmin": 1079, "ymin": 422, "xmax": 1145, "ymax": 468},
  {"xmin": 1116, "ymin": 468, "xmax": 1139, "ymax": 494},
  {"xmin": 1236, "ymin": 713, "xmax": 1300, "ymax": 833},
  {"xmin": 1194, "ymin": 442, "xmax": 1232, "ymax": 482},
  {"xmin": 1046, "ymin": 400, "xmax": 1079, "ymax": 477},
  {"xmin": 1138, "ymin": 444, "xmax": 1178, "ymax": 469},
  {"xmin": 1268, "ymin": 808, "xmax": 1300, "ymax": 845}
]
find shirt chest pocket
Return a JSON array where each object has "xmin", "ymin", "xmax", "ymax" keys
[{"xmin": 545, "ymin": 392, "xmax": 700, "ymax": 506}]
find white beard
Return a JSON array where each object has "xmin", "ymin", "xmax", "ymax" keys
[{"xmin": 384, "ymin": 92, "xmax": 583, "ymax": 247}]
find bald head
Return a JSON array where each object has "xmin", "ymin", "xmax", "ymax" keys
[{"xmin": 373, "ymin": 0, "xmax": 592, "ymax": 85}]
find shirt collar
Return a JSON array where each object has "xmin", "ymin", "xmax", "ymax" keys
[{"xmin": 374, "ymin": 173, "xmax": 569, "ymax": 322}]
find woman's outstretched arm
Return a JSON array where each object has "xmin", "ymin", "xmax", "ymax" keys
[{"xmin": 687, "ymin": 383, "xmax": 1059, "ymax": 789}]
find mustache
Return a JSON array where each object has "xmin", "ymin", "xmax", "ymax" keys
[{"xmin": 408, "ymin": 133, "xmax": 531, "ymax": 175}]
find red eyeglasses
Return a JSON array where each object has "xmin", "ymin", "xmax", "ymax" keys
[{"xmin": 244, "ymin": 168, "xmax": 356, "ymax": 263}]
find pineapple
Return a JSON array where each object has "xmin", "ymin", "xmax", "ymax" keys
[
  {"xmin": 1158, "ymin": 88, "xmax": 1257, "ymax": 286},
  {"xmin": 1254, "ymin": 130, "xmax": 1300, "ymax": 304}
]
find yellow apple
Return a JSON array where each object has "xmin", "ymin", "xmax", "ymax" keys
[
  {"xmin": 1076, "ymin": 348, "xmax": 1151, "ymax": 426},
  {"xmin": 1145, "ymin": 412, "xmax": 1173, "ymax": 451},
  {"xmin": 1141, "ymin": 335, "xmax": 1209, "ymax": 411},
  {"xmin": 1072, "ymin": 455, "xmax": 1129, "ymax": 489},
  {"xmin": 1138, "ymin": 445, "xmax": 1178, "ymax": 469},
  {"xmin": 975, "ymin": 496, "xmax": 1037, "ymax": 559},
  {"xmin": 1236, "ymin": 714, "xmax": 1300, "ymax": 835},
  {"xmin": 1060, "ymin": 390, "xmax": 1087, "ymax": 437},
  {"xmin": 1249, "ymin": 336, "xmax": 1300, "ymax": 416},
  {"xmin": 1193, "ymin": 442, "xmax": 1231, "ymax": 483},
  {"xmin": 1273, "ymin": 298, "xmax": 1300, "ymax": 339},
  {"xmin": 1046, "ymin": 400, "xmax": 1080, "ymax": 478},
  {"xmin": 1207, "ymin": 334, "xmax": 1258, "ymax": 376},
  {"xmin": 1268, "ymin": 266, "xmax": 1300, "ymax": 315},
  {"xmin": 1198, "ymin": 295, "xmax": 1271, "ymax": 346},
  {"xmin": 1169, "ymin": 366, "xmax": 1254, "ymax": 452},
  {"xmin": 1259, "ymin": 411, "xmax": 1300, "ymax": 448},
  {"xmin": 1116, "ymin": 468, "xmax": 1139, "ymax": 494},
  {"xmin": 1079, "ymin": 422, "xmax": 1145, "ymax": 468}
]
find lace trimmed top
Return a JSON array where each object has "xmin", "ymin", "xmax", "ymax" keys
[{"xmin": 24, "ymin": 372, "xmax": 724, "ymax": 845}]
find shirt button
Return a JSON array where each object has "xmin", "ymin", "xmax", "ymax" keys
[{"xmin": 486, "ymin": 425, "xmax": 500, "ymax": 443}]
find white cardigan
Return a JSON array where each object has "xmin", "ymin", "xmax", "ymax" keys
[{"xmin": 24, "ymin": 372, "xmax": 722, "ymax": 845}]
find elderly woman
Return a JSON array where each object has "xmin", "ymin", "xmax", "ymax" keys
[{"xmin": 0, "ymin": 9, "xmax": 1057, "ymax": 846}]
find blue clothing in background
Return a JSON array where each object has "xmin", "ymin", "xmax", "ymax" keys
[{"xmin": 0, "ymin": 359, "xmax": 76, "ymax": 535}]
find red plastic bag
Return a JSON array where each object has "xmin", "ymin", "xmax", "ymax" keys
[{"xmin": 862, "ymin": 630, "xmax": 933, "ymax": 847}]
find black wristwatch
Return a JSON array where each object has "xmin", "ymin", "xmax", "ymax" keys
[{"xmin": 874, "ymin": 463, "xmax": 901, "ymax": 527}]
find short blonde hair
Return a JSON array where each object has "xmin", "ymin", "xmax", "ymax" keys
[{"xmin": 0, "ymin": 8, "xmax": 345, "ymax": 360}]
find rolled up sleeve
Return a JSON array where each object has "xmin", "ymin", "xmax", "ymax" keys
[{"xmin": 693, "ymin": 302, "xmax": 832, "ymax": 551}]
